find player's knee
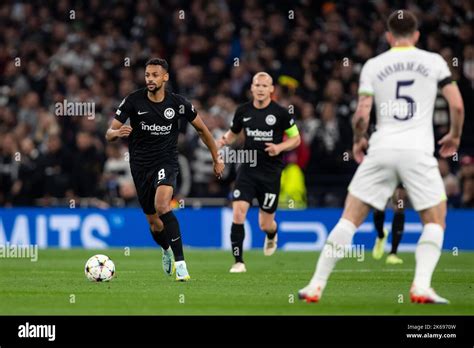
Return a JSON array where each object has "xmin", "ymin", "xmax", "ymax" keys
[
  {"xmin": 154, "ymin": 219, "xmax": 164, "ymax": 232},
  {"xmin": 233, "ymin": 207, "xmax": 247, "ymax": 224},
  {"xmin": 342, "ymin": 194, "xmax": 370, "ymax": 227},
  {"xmin": 155, "ymin": 203, "xmax": 170, "ymax": 215},
  {"xmin": 147, "ymin": 219, "xmax": 163, "ymax": 233},
  {"xmin": 233, "ymin": 213, "xmax": 246, "ymax": 224},
  {"xmin": 421, "ymin": 215, "xmax": 446, "ymax": 230},
  {"xmin": 420, "ymin": 203, "xmax": 447, "ymax": 229}
]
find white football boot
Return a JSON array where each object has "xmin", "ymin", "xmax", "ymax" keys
[
  {"xmin": 229, "ymin": 262, "xmax": 247, "ymax": 273},
  {"xmin": 162, "ymin": 247, "xmax": 175, "ymax": 276},
  {"xmin": 298, "ymin": 284, "xmax": 323, "ymax": 303},
  {"xmin": 263, "ymin": 233, "xmax": 278, "ymax": 256},
  {"xmin": 410, "ymin": 285, "xmax": 449, "ymax": 304},
  {"xmin": 175, "ymin": 260, "xmax": 191, "ymax": 281}
]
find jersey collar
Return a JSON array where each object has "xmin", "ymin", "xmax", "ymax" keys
[{"xmin": 390, "ymin": 46, "xmax": 416, "ymax": 52}]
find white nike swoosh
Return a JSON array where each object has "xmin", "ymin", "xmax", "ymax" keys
[
  {"xmin": 171, "ymin": 237, "xmax": 180, "ymax": 242},
  {"xmin": 243, "ymin": 117, "xmax": 252, "ymax": 122},
  {"xmin": 138, "ymin": 111, "xmax": 148, "ymax": 115}
]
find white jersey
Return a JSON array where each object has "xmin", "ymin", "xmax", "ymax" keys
[{"xmin": 358, "ymin": 46, "xmax": 452, "ymax": 154}]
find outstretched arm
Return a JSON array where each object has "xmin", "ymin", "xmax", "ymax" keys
[{"xmin": 191, "ymin": 115, "xmax": 225, "ymax": 178}]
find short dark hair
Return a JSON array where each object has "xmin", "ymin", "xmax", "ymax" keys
[
  {"xmin": 387, "ymin": 10, "xmax": 418, "ymax": 37},
  {"xmin": 145, "ymin": 58, "xmax": 169, "ymax": 71}
]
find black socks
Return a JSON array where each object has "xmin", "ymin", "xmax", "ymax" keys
[
  {"xmin": 373, "ymin": 209, "xmax": 386, "ymax": 239},
  {"xmin": 150, "ymin": 228, "xmax": 170, "ymax": 250},
  {"xmin": 374, "ymin": 209, "xmax": 405, "ymax": 255},
  {"xmin": 266, "ymin": 225, "xmax": 277, "ymax": 240},
  {"xmin": 231, "ymin": 223, "xmax": 245, "ymax": 263},
  {"xmin": 160, "ymin": 211, "xmax": 184, "ymax": 262},
  {"xmin": 390, "ymin": 211, "xmax": 405, "ymax": 254}
]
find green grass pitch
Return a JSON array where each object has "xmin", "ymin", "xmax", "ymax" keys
[{"xmin": 1, "ymin": 249, "xmax": 473, "ymax": 315}]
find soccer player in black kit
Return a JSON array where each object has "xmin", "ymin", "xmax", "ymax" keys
[
  {"xmin": 217, "ymin": 72, "xmax": 301, "ymax": 273},
  {"xmin": 106, "ymin": 58, "xmax": 224, "ymax": 281},
  {"xmin": 372, "ymin": 185, "xmax": 406, "ymax": 264}
]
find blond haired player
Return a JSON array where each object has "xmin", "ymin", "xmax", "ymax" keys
[{"xmin": 217, "ymin": 72, "xmax": 301, "ymax": 273}]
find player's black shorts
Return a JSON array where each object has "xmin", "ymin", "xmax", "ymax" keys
[
  {"xmin": 232, "ymin": 166, "xmax": 282, "ymax": 214},
  {"xmin": 130, "ymin": 162, "xmax": 178, "ymax": 215}
]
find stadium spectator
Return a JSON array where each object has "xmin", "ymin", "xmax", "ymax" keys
[
  {"xmin": 0, "ymin": 0, "xmax": 472, "ymax": 207},
  {"xmin": 36, "ymin": 133, "xmax": 72, "ymax": 200},
  {"xmin": 306, "ymin": 101, "xmax": 353, "ymax": 206},
  {"xmin": 0, "ymin": 133, "xmax": 19, "ymax": 206},
  {"xmin": 460, "ymin": 156, "xmax": 474, "ymax": 208},
  {"xmin": 103, "ymin": 142, "xmax": 132, "ymax": 201},
  {"xmin": 71, "ymin": 131, "xmax": 104, "ymax": 199}
]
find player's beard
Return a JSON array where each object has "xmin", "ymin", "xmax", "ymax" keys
[{"xmin": 147, "ymin": 83, "xmax": 162, "ymax": 94}]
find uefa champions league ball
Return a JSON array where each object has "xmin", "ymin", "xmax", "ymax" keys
[{"xmin": 85, "ymin": 254, "xmax": 115, "ymax": 282}]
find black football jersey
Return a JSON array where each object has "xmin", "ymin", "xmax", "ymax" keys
[
  {"xmin": 230, "ymin": 101, "xmax": 295, "ymax": 172},
  {"xmin": 114, "ymin": 88, "xmax": 197, "ymax": 169}
]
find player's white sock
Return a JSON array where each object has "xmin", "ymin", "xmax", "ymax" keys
[
  {"xmin": 308, "ymin": 218, "xmax": 357, "ymax": 291},
  {"xmin": 413, "ymin": 223, "xmax": 444, "ymax": 289}
]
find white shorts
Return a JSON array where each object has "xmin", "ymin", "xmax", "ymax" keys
[{"xmin": 348, "ymin": 149, "xmax": 446, "ymax": 211}]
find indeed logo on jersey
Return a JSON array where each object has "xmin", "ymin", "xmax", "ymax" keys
[
  {"xmin": 245, "ymin": 128, "xmax": 273, "ymax": 141},
  {"xmin": 140, "ymin": 121, "xmax": 172, "ymax": 135}
]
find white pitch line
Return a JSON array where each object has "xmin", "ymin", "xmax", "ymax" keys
[{"xmin": 332, "ymin": 268, "xmax": 472, "ymax": 273}]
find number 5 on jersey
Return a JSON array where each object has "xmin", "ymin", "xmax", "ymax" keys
[{"xmin": 394, "ymin": 80, "xmax": 416, "ymax": 121}]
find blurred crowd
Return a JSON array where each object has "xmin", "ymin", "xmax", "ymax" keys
[{"xmin": 0, "ymin": 0, "xmax": 473, "ymax": 208}]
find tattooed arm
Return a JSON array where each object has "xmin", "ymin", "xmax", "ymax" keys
[{"xmin": 351, "ymin": 95, "xmax": 373, "ymax": 163}]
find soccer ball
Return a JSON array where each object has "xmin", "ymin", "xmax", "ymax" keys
[{"xmin": 84, "ymin": 254, "xmax": 115, "ymax": 282}]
